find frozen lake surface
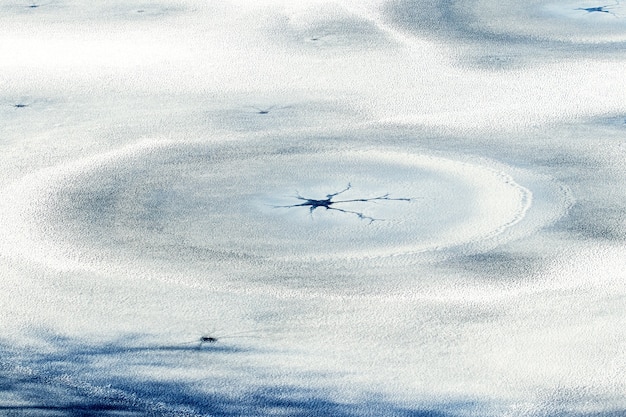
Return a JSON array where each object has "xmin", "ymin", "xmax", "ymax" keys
[{"xmin": 1, "ymin": 1, "xmax": 625, "ymax": 416}]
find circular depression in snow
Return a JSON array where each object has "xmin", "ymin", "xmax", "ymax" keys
[
  {"xmin": 0, "ymin": 139, "xmax": 538, "ymax": 273},
  {"xmin": 456, "ymin": 0, "xmax": 626, "ymax": 43}
]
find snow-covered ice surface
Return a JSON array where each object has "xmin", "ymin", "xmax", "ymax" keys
[{"xmin": 1, "ymin": 0, "xmax": 625, "ymax": 415}]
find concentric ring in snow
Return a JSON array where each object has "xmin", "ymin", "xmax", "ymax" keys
[{"xmin": 0, "ymin": 138, "xmax": 565, "ymax": 281}]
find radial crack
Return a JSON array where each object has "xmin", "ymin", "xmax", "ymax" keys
[
  {"xmin": 576, "ymin": 1, "xmax": 621, "ymax": 16},
  {"xmin": 274, "ymin": 183, "xmax": 412, "ymax": 223}
]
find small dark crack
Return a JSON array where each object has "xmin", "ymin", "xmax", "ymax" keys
[
  {"xmin": 274, "ymin": 183, "xmax": 412, "ymax": 223},
  {"xmin": 181, "ymin": 329, "xmax": 261, "ymax": 349},
  {"xmin": 576, "ymin": 1, "xmax": 621, "ymax": 16},
  {"xmin": 246, "ymin": 105, "xmax": 291, "ymax": 115},
  {"xmin": 252, "ymin": 106, "xmax": 274, "ymax": 114}
]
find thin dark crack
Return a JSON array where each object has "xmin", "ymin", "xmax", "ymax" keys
[
  {"xmin": 246, "ymin": 105, "xmax": 291, "ymax": 114},
  {"xmin": 251, "ymin": 106, "xmax": 275, "ymax": 114},
  {"xmin": 179, "ymin": 329, "xmax": 263, "ymax": 349},
  {"xmin": 576, "ymin": 1, "xmax": 621, "ymax": 16},
  {"xmin": 274, "ymin": 183, "xmax": 412, "ymax": 223}
]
